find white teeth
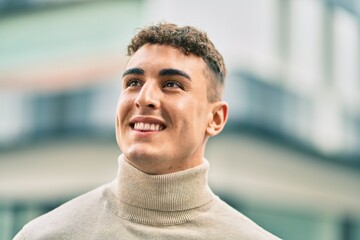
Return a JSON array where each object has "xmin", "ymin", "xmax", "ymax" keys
[{"xmin": 134, "ymin": 123, "xmax": 163, "ymax": 131}]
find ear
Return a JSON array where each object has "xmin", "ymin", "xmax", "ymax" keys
[{"xmin": 206, "ymin": 101, "xmax": 229, "ymax": 137}]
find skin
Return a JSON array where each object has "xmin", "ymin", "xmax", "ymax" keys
[{"xmin": 115, "ymin": 43, "xmax": 228, "ymax": 175}]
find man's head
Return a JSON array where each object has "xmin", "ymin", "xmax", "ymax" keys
[
  {"xmin": 127, "ymin": 22, "xmax": 226, "ymax": 102},
  {"xmin": 116, "ymin": 23, "xmax": 228, "ymax": 174}
]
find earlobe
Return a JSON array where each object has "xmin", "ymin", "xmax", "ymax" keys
[{"xmin": 206, "ymin": 101, "xmax": 228, "ymax": 137}]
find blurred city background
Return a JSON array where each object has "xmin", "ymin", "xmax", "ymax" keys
[{"xmin": 1, "ymin": 0, "xmax": 360, "ymax": 239}]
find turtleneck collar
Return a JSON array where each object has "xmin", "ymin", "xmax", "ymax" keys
[{"xmin": 105, "ymin": 154, "xmax": 215, "ymax": 225}]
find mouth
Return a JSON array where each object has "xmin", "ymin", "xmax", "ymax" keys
[
  {"xmin": 129, "ymin": 117, "xmax": 167, "ymax": 132},
  {"xmin": 131, "ymin": 122, "xmax": 165, "ymax": 131}
]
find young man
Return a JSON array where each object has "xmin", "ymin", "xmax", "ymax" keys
[{"xmin": 14, "ymin": 23, "xmax": 280, "ymax": 239}]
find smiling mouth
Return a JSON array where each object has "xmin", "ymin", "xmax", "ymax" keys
[{"xmin": 131, "ymin": 123, "xmax": 166, "ymax": 131}]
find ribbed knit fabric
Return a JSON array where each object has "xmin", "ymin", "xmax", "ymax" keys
[
  {"xmin": 106, "ymin": 155, "xmax": 214, "ymax": 225},
  {"xmin": 13, "ymin": 155, "xmax": 281, "ymax": 240}
]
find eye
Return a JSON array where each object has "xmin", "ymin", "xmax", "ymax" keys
[
  {"xmin": 163, "ymin": 80, "xmax": 183, "ymax": 89},
  {"xmin": 125, "ymin": 79, "xmax": 142, "ymax": 88}
]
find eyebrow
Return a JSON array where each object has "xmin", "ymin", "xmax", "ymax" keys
[
  {"xmin": 122, "ymin": 67, "xmax": 191, "ymax": 80},
  {"xmin": 122, "ymin": 68, "xmax": 144, "ymax": 78},
  {"xmin": 159, "ymin": 68, "xmax": 191, "ymax": 80}
]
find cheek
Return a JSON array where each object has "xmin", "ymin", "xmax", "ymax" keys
[
  {"xmin": 174, "ymin": 97, "xmax": 189, "ymax": 110},
  {"xmin": 164, "ymin": 97, "xmax": 188, "ymax": 120},
  {"xmin": 116, "ymin": 95, "xmax": 133, "ymax": 121},
  {"xmin": 195, "ymin": 100, "xmax": 210, "ymax": 118},
  {"xmin": 116, "ymin": 116, "xmax": 120, "ymax": 128},
  {"xmin": 196, "ymin": 102, "xmax": 212, "ymax": 131},
  {"xmin": 174, "ymin": 99, "xmax": 209, "ymax": 130}
]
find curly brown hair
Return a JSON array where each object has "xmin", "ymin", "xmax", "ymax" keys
[{"xmin": 127, "ymin": 23, "xmax": 226, "ymax": 102}]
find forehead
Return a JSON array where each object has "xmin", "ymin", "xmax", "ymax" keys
[{"xmin": 125, "ymin": 44, "xmax": 207, "ymax": 74}]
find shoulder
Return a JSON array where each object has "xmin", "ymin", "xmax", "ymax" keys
[
  {"xmin": 15, "ymin": 183, "xmax": 110, "ymax": 240},
  {"xmin": 198, "ymin": 196, "xmax": 281, "ymax": 240}
]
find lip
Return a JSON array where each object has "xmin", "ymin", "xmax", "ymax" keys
[{"xmin": 129, "ymin": 116, "xmax": 167, "ymax": 131}]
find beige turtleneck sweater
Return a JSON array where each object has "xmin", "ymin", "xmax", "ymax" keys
[{"xmin": 14, "ymin": 155, "xmax": 280, "ymax": 239}]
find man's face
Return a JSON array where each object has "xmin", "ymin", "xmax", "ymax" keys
[{"xmin": 116, "ymin": 44, "xmax": 216, "ymax": 174}]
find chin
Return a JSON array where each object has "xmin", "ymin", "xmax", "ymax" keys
[
  {"xmin": 124, "ymin": 148, "xmax": 169, "ymax": 174},
  {"xmin": 125, "ymin": 146, "xmax": 162, "ymax": 162}
]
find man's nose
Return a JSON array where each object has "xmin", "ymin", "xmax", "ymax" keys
[{"xmin": 134, "ymin": 82, "xmax": 160, "ymax": 109}]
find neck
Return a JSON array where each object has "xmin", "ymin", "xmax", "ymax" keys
[
  {"xmin": 124, "ymin": 154, "xmax": 204, "ymax": 175},
  {"xmin": 106, "ymin": 154, "xmax": 215, "ymax": 225}
]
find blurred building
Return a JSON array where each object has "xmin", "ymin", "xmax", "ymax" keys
[{"xmin": 0, "ymin": 0, "xmax": 360, "ymax": 239}]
